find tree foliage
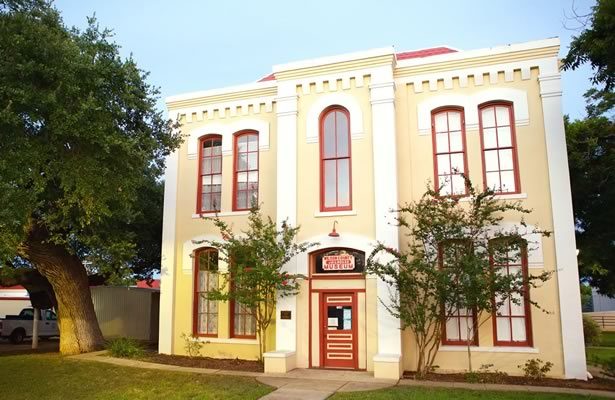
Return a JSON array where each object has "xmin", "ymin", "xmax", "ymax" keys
[
  {"xmin": 0, "ymin": 0, "xmax": 181, "ymax": 353},
  {"xmin": 367, "ymin": 178, "xmax": 551, "ymax": 376},
  {"xmin": 200, "ymin": 207, "xmax": 316, "ymax": 360}
]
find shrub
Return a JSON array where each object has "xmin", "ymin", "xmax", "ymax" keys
[
  {"xmin": 518, "ymin": 359, "xmax": 553, "ymax": 380},
  {"xmin": 603, "ymin": 358, "xmax": 615, "ymax": 377},
  {"xmin": 106, "ymin": 337, "xmax": 144, "ymax": 358},
  {"xmin": 464, "ymin": 364, "xmax": 508, "ymax": 384},
  {"xmin": 181, "ymin": 332, "xmax": 203, "ymax": 358},
  {"xmin": 583, "ymin": 315, "xmax": 602, "ymax": 346}
]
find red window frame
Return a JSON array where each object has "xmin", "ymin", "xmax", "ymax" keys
[
  {"xmin": 439, "ymin": 240, "xmax": 478, "ymax": 346},
  {"xmin": 192, "ymin": 247, "xmax": 219, "ymax": 338},
  {"xmin": 478, "ymin": 102, "xmax": 521, "ymax": 194},
  {"xmin": 230, "ymin": 298, "xmax": 257, "ymax": 339},
  {"xmin": 232, "ymin": 130, "xmax": 259, "ymax": 211},
  {"xmin": 319, "ymin": 106, "xmax": 352, "ymax": 212},
  {"xmin": 431, "ymin": 107, "xmax": 469, "ymax": 197},
  {"xmin": 196, "ymin": 135, "xmax": 223, "ymax": 214},
  {"xmin": 490, "ymin": 240, "xmax": 533, "ymax": 347}
]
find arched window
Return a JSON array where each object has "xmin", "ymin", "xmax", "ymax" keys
[
  {"xmin": 320, "ymin": 106, "xmax": 352, "ymax": 211},
  {"xmin": 490, "ymin": 239, "xmax": 532, "ymax": 346},
  {"xmin": 197, "ymin": 135, "xmax": 223, "ymax": 213},
  {"xmin": 233, "ymin": 131, "xmax": 259, "ymax": 211},
  {"xmin": 479, "ymin": 102, "xmax": 520, "ymax": 194},
  {"xmin": 193, "ymin": 248, "xmax": 219, "ymax": 337},
  {"xmin": 432, "ymin": 107, "xmax": 468, "ymax": 196}
]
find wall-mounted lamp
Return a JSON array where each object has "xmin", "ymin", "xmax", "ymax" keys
[{"xmin": 328, "ymin": 221, "xmax": 340, "ymax": 238}]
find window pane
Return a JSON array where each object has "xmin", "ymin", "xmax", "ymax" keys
[
  {"xmin": 440, "ymin": 177, "xmax": 453, "ymax": 196},
  {"xmin": 448, "ymin": 112, "xmax": 461, "ymax": 131},
  {"xmin": 512, "ymin": 318, "xmax": 527, "ymax": 341},
  {"xmin": 497, "ymin": 126, "xmax": 512, "ymax": 147},
  {"xmin": 248, "ymin": 171, "xmax": 258, "ymax": 183},
  {"xmin": 212, "ymin": 156, "xmax": 222, "ymax": 174},
  {"xmin": 202, "ymin": 195, "xmax": 211, "ymax": 211},
  {"xmin": 435, "ymin": 132, "xmax": 449, "ymax": 153},
  {"xmin": 486, "ymin": 171, "xmax": 501, "ymax": 191},
  {"xmin": 449, "ymin": 131, "xmax": 463, "ymax": 152},
  {"xmin": 212, "ymin": 141, "xmax": 222, "ymax": 155},
  {"xmin": 484, "ymin": 150, "xmax": 499, "ymax": 172},
  {"xmin": 437, "ymin": 154, "xmax": 451, "ymax": 175},
  {"xmin": 499, "ymin": 149, "xmax": 514, "ymax": 170},
  {"xmin": 212, "ymin": 193, "xmax": 221, "ymax": 211},
  {"xmin": 248, "ymin": 153, "xmax": 258, "ymax": 170},
  {"xmin": 236, "ymin": 172, "xmax": 247, "ymax": 183},
  {"xmin": 496, "ymin": 106, "xmax": 510, "ymax": 126},
  {"xmin": 446, "ymin": 318, "xmax": 460, "ymax": 341},
  {"xmin": 237, "ymin": 153, "xmax": 248, "ymax": 171},
  {"xmin": 336, "ymin": 111, "xmax": 349, "ymax": 158},
  {"xmin": 324, "ymin": 160, "xmax": 337, "ymax": 207},
  {"xmin": 483, "ymin": 128, "xmax": 497, "ymax": 149},
  {"xmin": 497, "ymin": 318, "xmax": 511, "ymax": 341},
  {"xmin": 451, "ymin": 174, "xmax": 465, "ymax": 195},
  {"xmin": 434, "ymin": 113, "xmax": 448, "ymax": 133},
  {"xmin": 323, "ymin": 112, "xmax": 336, "ymax": 158},
  {"xmin": 482, "ymin": 107, "xmax": 496, "ymax": 127},
  {"xmin": 202, "ymin": 158, "xmax": 212, "ymax": 175},
  {"xmin": 337, "ymin": 159, "xmax": 350, "ymax": 206},
  {"xmin": 237, "ymin": 136, "xmax": 248, "ymax": 152},
  {"xmin": 500, "ymin": 170, "xmax": 516, "ymax": 192},
  {"xmin": 497, "ymin": 297, "xmax": 510, "ymax": 316},
  {"xmin": 247, "ymin": 134, "xmax": 258, "ymax": 151},
  {"xmin": 236, "ymin": 191, "xmax": 247, "ymax": 209},
  {"xmin": 510, "ymin": 293, "xmax": 525, "ymax": 316},
  {"xmin": 212, "ymin": 174, "xmax": 222, "ymax": 186},
  {"xmin": 450, "ymin": 153, "xmax": 465, "ymax": 173}
]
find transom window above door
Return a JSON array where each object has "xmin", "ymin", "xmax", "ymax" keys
[{"xmin": 320, "ymin": 106, "xmax": 352, "ymax": 211}]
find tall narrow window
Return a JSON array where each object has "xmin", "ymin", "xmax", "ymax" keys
[
  {"xmin": 193, "ymin": 248, "xmax": 219, "ymax": 337},
  {"xmin": 233, "ymin": 131, "xmax": 259, "ymax": 211},
  {"xmin": 198, "ymin": 135, "xmax": 223, "ymax": 213},
  {"xmin": 320, "ymin": 107, "xmax": 352, "ymax": 211},
  {"xmin": 440, "ymin": 240, "xmax": 478, "ymax": 346},
  {"xmin": 491, "ymin": 240, "xmax": 532, "ymax": 346},
  {"xmin": 432, "ymin": 108, "xmax": 468, "ymax": 196},
  {"xmin": 479, "ymin": 103, "xmax": 520, "ymax": 193}
]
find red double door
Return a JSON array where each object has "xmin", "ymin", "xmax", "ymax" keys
[{"xmin": 320, "ymin": 292, "xmax": 357, "ymax": 369}]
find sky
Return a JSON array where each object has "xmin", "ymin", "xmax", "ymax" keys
[{"xmin": 54, "ymin": 0, "xmax": 596, "ymax": 120}]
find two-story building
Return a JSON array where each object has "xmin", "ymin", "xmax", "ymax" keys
[{"xmin": 159, "ymin": 38, "xmax": 587, "ymax": 380}]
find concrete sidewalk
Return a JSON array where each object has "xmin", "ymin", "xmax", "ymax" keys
[{"xmin": 70, "ymin": 352, "xmax": 615, "ymax": 399}]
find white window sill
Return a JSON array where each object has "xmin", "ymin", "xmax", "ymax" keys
[
  {"xmin": 193, "ymin": 337, "xmax": 258, "ymax": 345},
  {"xmin": 459, "ymin": 193, "xmax": 527, "ymax": 202},
  {"xmin": 439, "ymin": 345, "xmax": 538, "ymax": 354},
  {"xmin": 192, "ymin": 211, "xmax": 250, "ymax": 219},
  {"xmin": 314, "ymin": 210, "xmax": 357, "ymax": 218}
]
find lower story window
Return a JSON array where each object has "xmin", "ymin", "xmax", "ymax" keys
[
  {"xmin": 194, "ymin": 248, "xmax": 219, "ymax": 336},
  {"xmin": 443, "ymin": 307, "xmax": 477, "ymax": 345},
  {"xmin": 232, "ymin": 301, "xmax": 256, "ymax": 338}
]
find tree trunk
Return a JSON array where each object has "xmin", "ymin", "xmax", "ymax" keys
[{"xmin": 21, "ymin": 224, "xmax": 104, "ymax": 355}]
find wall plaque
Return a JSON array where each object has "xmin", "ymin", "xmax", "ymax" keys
[{"xmin": 280, "ymin": 310, "xmax": 292, "ymax": 320}]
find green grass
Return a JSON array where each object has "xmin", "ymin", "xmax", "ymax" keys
[
  {"xmin": 587, "ymin": 346, "xmax": 615, "ymax": 366},
  {"xmin": 598, "ymin": 332, "xmax": 615, "ymax": 347},
  {"xmin": 0, "ymin": 354, "xmax": 273, "ymax": 400},
  {"xmin": 331, "ymin": 386, "xmax": 609, "ymax": 400}
]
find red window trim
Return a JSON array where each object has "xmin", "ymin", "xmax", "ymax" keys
[
  {"xmin": 490, "ymin": 241, "xmax": 533, "ymax": 347},
  {"xmin": 438, "ymin": 240, "xmax": 479, "ymax": 346},
  {"xmin": 232, "ymin": 130, "xmax": 259, "ymax": 212},
  {"xmin": 192, "ymin": 247, "xmax": 219, "ymax": 338},
  {"xmin": 196, "ymin": 134, "xmax": 223, "ymax": 214},
  {"xmin": 431, "ymin": 106, "xmax": 470, "ymax": 197},
  {"xmin": 319, "ymin": 106, "xmax": 353, "ymax": 212},
  {"xmin": 478, "ymin": 101, "xmax": 522, "ymax": 195}
]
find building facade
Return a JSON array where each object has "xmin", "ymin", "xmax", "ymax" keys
[{"xmin": 159, "ymin": 38, "xmax": 587, "ymax": 380}]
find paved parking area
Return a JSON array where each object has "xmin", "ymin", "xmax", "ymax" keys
[{"xmin": 0, "ymin": 338, "xmax": 58, "ymax": 355}]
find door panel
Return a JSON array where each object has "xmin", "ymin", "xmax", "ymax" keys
[{"xmin": 321, "ymin": 293, "xmax": 357, "ymax": 369}]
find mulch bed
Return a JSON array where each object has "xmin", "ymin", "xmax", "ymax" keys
[
  {"xmin": 138, "ymin": 351, "xmax": 264, "ymax": 373},
  {"xmin": 403, "ymin": 371, "xmax": 615, "ymax": 392}
]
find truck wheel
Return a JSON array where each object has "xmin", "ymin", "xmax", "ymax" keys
[{"xmin": 10, "ymin": 329, "xmax": 25, "ymax": 344}]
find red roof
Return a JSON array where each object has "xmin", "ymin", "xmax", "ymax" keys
[
  {"xmin": 135, "ymin": 279, "xmax": 160, "ymax": 289},
  {"xmin": 0, "ymin": 285, "xmax": 25, "ymax": 290},
  {"xmin": 395, "ymin": 46, "xmax": 457, "ymax": 60},
  {"xmin": 257, "ymin": 46, "xmax": 457, "ymax": 82}
]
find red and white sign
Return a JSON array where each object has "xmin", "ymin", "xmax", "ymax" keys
[{"xmin": 322, "ymin": 254, "xmax": 355, "ymax": 271}]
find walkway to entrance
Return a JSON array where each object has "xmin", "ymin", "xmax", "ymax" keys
[{"xmin": 257, "ymin": 369, "xmax": 396, "ymax": 400}]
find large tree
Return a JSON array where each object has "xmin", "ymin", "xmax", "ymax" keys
[
  {"xmin": 0, "ymin": 0, "xmax": 181, "ymax": 354},
  {"xmin": 562, "ymin": 0, "xmax": 615, "ymax": 295}
]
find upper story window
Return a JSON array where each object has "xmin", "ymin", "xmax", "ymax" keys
[
  {"xmin": 432, "ymin": 108, "xmax": 468, "ymax": 196},
  {"xmin": 198, "ymin": 135, "xmax": 223, "ymax": 213},
  {"xmin": 479, "ymin": 103, "xmax": 520, "ymax": 194},
  {"xmin": 193, "ymin": 248, "xmax": 219, "ymax": 337},
  {"xmin": 233, "ymin": 131, "xmax": 259, "ymax": 211},
  {"xmin": 320, "ymin": 106, "xmax": 352, "ymax": 211},
  {"xmin": 490, "ymin": 239, "xmax": 532, "ymax": 347}
]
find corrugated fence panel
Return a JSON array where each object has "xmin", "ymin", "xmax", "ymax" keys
[{"xmin": 90, "ymin": 287, "xmax": 154, "ymax": 341}]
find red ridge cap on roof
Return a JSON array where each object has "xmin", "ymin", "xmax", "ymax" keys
[
  {"xmin": 258, "ymin": 73, "xmax": 275, "ymax": 82},
  {"xmin": 0, "ymin": 285, "xmax": 25, "ymax": 290},
  {"xmin": 396, "ymin": 46, "xmax": 457, "ymax": 60}
]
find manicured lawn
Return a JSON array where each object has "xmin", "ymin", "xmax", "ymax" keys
[
  {"xmin": 0, "ymin": 354, "xmax": 273, "ymax": 400},
  {"xmin": 598, "ymin": 332, "xmax": 615, "ymax": 347},
  {"xmin": 587, "ymin": 346, "xmax": 615, "ymax": 366},
  {"xmin": 331, "ymin": 386, "xmax": 609, "ymax": 399}
]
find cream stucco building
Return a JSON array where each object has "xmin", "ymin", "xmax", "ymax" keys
[{"xmin": 159, "ymin": 38, "xmax": 587, "ymax": 380}]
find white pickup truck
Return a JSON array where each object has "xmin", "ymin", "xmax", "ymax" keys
[{"xmin": 0, "ymin": 308, "xmax": 59, "ymax": 344}]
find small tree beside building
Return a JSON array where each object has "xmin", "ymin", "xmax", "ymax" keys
[
  {"xmin": 367, "ymin": 178, "xmax": 551, "ymax": 376},
  {"xmin": 200, "ymin": 206, "xmax": 315, "ymax": 360}
]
